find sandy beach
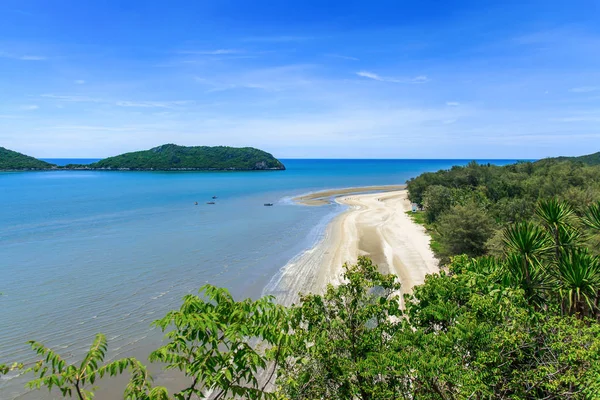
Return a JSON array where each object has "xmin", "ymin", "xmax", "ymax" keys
[{"xmin": 267, "ymin": 187, "xmax": 439, "ymax": 306}]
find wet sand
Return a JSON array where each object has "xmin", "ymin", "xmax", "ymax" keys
[{"xmin": 294, "ymin": 185, "xmax": 407, "ymax": 206}]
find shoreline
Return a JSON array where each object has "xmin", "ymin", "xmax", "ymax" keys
[
  {"xmin": 293, "ymin": 184, "xmax": 407, "ymax": 206},
  {"xmin": 267, "ymin": 186, "xmax": 438, "ymax": 306}
]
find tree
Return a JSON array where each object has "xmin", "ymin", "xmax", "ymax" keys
[
  {"xmin": 422, "ymin": 185, "xmax": 453, "ymax": 223},
  {"xmin": 583, "ymin": 201, "xmax": 600, "ymax": 231},
  {"xmin": 277, "ymin": 257, "xmax": 402, "ymax": 400},
  {"xmin": 535, "ymin": 198, "xmax": 577, "ymax": 259},
  {"xmin": 435, "ymin": 203, "xmax": 495, "ymax": 260},
  {"xmin": 556, "ymin": 248, "xmax": 600, "ymax": 317},
  {"xmin": 501, "ymin": 221, "xmax": 552, "ymax": 307},
  {"xmin": 24, "ymin": 334, "xmax": 146, "ymax": 400},
  {"xmin": 18, "ymin": 286, "xmax": 291, "ymax": 400},
  {"xmin": 149, "ymin": 285, "xmax": 290, "ymax": 400}
]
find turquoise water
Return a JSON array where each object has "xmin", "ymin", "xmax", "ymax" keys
[{"xmin": 0, "ymin": 159, "xmax": 518, "ymax": 398}]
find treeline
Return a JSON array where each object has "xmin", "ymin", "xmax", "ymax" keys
[
  {"xmin": 407, "ymin": 159, "xmax": 600, "ymax": 262},
  {"xmin": 85, "ymin": 144, "xmax": 286, "ymax": 170},
  {"xmin": 2, "ymin": 198, "xmax": 600, "ymax": 399}
]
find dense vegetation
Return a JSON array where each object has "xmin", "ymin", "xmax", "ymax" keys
[
  {"xmin": 0, "ymin": 144, "xmax": 285, "ymax": 171},
  {"xmin": 546, "ymin": 151, "xmax": 600, "ymax": 166},
  {"xmin": 80, "ymin": 144, "xmax": 286, "ymax": 170},
  {"xmin": 2, "ymin": 198, "xmax": 600, "ymax": 399},
  {"xmin": 0, "ymin": 147, "xmax": 55, "ymax": 170},
  {"xmin": 407, "ymin": 158, "xmax": 600, "ymax": 262}
]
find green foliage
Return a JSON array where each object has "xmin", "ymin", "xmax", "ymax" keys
[
  {"xmin": 149, "ymin": 284, "xmax": 290, "ymax": 399},
  {"xmin": 406, "ymin": 157, "xmax": 600, "ymax": 262},
  {"xmin": 583, "ymin": 201, "xmax": 600, "ymax": 231},
  {"xmin": 546, "ymin": 151, "xmax": 600, "ymax": 166},
  {"xmin": 82, "ymin": 144, "xmax": 286, "ymax": 171},
  {"xmin": 422, "ymin": 185, "xmax": 453, "ymax": 223},
  {"xmin": 435, "ymin": 203, "xmax": 495, "ymax": 260},
  {"xmin": 277, "ymin": 257, "xmax": 402, "ymax": 399},
  {"xmin": 403, "ymin": 256, "xmax": 600, "ymax": 399},
  {"xmin": 0, "ymin": 146, "xmax": 55, "ymax": 170},
  {"xmin": 25, "ymin": 333, "xmax": 142, "ymax": 399}
]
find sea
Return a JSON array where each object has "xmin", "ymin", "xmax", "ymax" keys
[{"xmin": 0, "ymin": 158, "xmax": 518, "ymax": 399}]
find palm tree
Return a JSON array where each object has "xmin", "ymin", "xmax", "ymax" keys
[
  {"xmin": 582, "ymin": 201, "xmax": 600, "ymax": 231},
  {"xmin": 535, "ymin": 198, "xmax": 576, "ymax": 260},
  {"xmin": 582, "ymin": 201, "xmax": 600, "ymax": 315},
  {"xmin": 556, "ymin": 248, "xmax": 600, "ymax": 317},
  {"xmin": 503, "ymin": 253, "xmax": 551, "ymax": 308},
  {"xmin": 502, "ymin": 222, "xmax": 552, "ymax": 306}
]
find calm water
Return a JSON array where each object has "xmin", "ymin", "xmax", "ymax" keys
[{"xmin": 0, "ymin": 159, "xmax": 518, "ymax": 398}]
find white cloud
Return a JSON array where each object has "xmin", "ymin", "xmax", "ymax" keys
[
  {"xmin": 551, "ymin": 116, "xmax": 600, "ymax": 123},
  {"xmin": 42, "ymin": 125, "xmax": 143, "ymax": 132},
  {"xmin": 39, "ymin": 94, "xmax": 190, "ymax": 109},
  {"xmin": 446, "ymin": 101, "xmax": 460, "ymax": 106},
  {"xmin": 74, "ymin": 80, "xmax": 86, "ymax": 84},
  {"xmin": 20, "ymin": 105, "xmax": 39, "ymax": 110},
  {"xmin": 326, "ymin": 54, "xmax": 359, "ymax": 61},
  {"xmin": 569, "ymin": 86, "xmax": 599, "ymax": 93},
  {"xmin": 243, "ymin": 35, "xmax": 312, "ymax": 42},
  {"xmin": 178, "ymin": 49, "xmax": 241, "ymax": 55},
  {"xmin": 411, "ymin": 76, "xmax": 430, "ymax": 83},
  {"xmin": 356, "ymin": 71, "xmax": 429, "ymax": 84},
  {"xmin": 195, "ymin": 64, "xmax": 315, "ymax": 93},
  {"xmin": 115, "ymin": 100, "xmax": 192, "ymax": 108},
  {"xmin": 40, "ymin": 94, "xmax": 102, "ymax": 102},
  {"xmin": 19, "ymin": 55, "xmax": 46, "ymax": 61},
  {"xmin": 357, "ymin": 71, "xmax": 385, "ymax": 81},
  {"xmin": 0, "ymin": 51, "xmax": 46, "ymax": 61}
]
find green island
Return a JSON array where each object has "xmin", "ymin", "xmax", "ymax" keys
[
  {"xmin": 0, "ymin": 144, "xmax": 285, "ymax": 171},
  {"xmin": 0, "ymin": 147, "xmax": 56, "ymax": 170},
  {"xmin": 2, "ymin": 154, "xmax": 600, "ymax": 399}
]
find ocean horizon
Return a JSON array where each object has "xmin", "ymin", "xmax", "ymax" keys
[{"xmin": 1, "ymin": 158, "xmax": 519, "ymax": 399}]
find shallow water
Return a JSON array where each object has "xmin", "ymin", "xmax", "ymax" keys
[{"xmin": 0, "ymin": 159, "xmax": 518, "ymax": 398}]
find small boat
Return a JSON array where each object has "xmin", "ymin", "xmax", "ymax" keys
[
  {"xmin": 194, "ymin": 201, "xmax": 198, "ymax": 205},
  {"xmin": 212, "ymin": 196, "xmax": 218, "ymax": 199},
  {"xmin": 264, "ymin": 203, "xmax": 274, "ymax": 207},
  {"xmin": 206, "ymin": 201, "xmax": 216, "ymax": 205}
]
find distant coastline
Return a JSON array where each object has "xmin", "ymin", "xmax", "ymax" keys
[{"xmin": 0, "ymin": 144, "xmax": 286, "ymax": 172}]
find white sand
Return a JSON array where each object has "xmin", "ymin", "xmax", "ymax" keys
[{"xmin": 266, "ymin": 189, "xmax": 438, "ymax": 306}]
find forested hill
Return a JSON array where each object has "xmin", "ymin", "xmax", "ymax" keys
[
  {"xmin": 542, "ymin": 151, "xmax": 600, "ymax": 166},
  {"xmin": 0, "ymin": 147, "xmax": 55, "ymax": 170},
  {"xmin": 77, "ymin": 144, "xmax": 286, "ymax": 171},
  {"xmin": 406, "ymin": 151, "xmax": 600, "ymax": 263}
]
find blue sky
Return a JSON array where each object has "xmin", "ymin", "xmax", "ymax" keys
[{"xmin": 1, "ymin": 0, "xmax": 599, "ymax": 158}]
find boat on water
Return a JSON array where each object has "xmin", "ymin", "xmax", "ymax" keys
[
  {"xmin": 264, "ymin": 203, "xmax": 274, "ymax": 206},
  {"xmin": 212, "ymin": 196, "xmax": 218, "ymax": 199},
  {"xmin": 207, "ymin": 201, "xmax": 216, "ymax": 205}
]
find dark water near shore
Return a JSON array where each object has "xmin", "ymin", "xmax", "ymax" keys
[{"xmin": 0, "ymin": 158, "xmax": 519, "ymax": 398}]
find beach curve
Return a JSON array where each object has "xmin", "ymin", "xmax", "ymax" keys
[{"xmin": 266, "ymin": 187, "xmax": 439, "ymax": 306}]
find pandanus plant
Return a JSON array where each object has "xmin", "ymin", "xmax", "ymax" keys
[
  {"xmin": 535, "ymin": 198, "xmax": 578, "ymax": 259},
  {"xmin": 556, "ymin": 248, "xmax": 600, "ymax": 317},
  {"xmin": 583, "ymin": 201, "xmax": 600, "ymax": 231},
  {"xmin": 501, "ymin": 200, "xmax": 600, "ymax": 317},
  {"xmin": 582, "ymin": 201, "xmax": 600, "ymax": 314},
  {"xmin": 502, "ymin": 221, "xmax": 552, "ymax": 307}
]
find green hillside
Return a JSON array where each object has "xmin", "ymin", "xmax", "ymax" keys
[
  {"xmin": 0, "ymin": 147, "xmax": 55, "ymax": 170},
  {"xmin": 543, "ymin": 151, "xmax": 600, "ymax": 165},
  {"xmin": 84, "ymin": 144, "xmax": 286, "ymax": 170}
]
